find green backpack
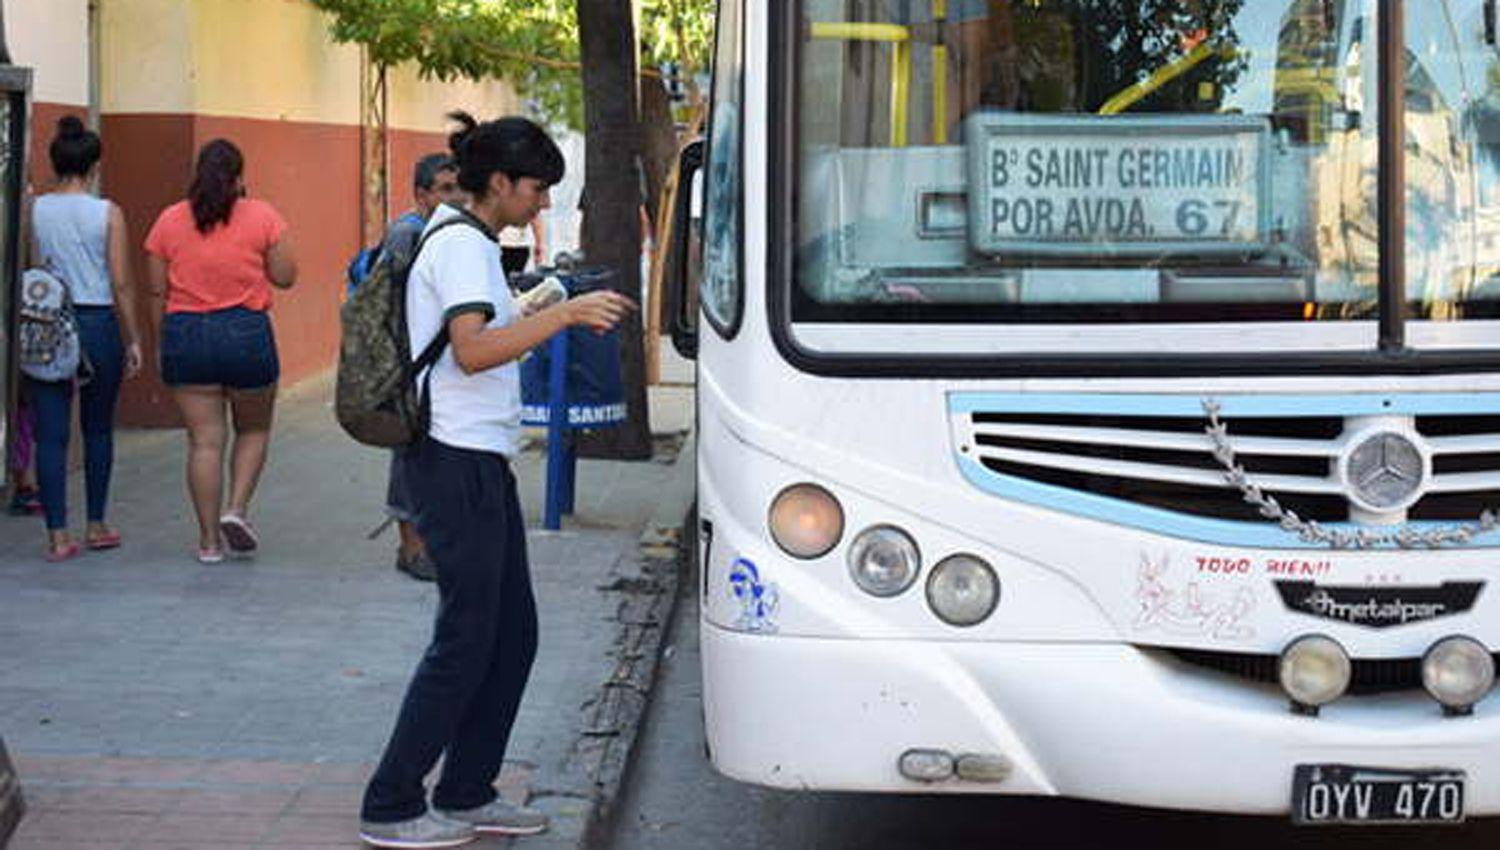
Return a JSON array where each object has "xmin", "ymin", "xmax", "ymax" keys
[{"xmin": 335, "ymin": 217, "xmax": 482, "ymax": 447}]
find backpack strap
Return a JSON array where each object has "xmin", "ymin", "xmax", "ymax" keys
[
  {"xmin": 407, "ymin": 214, "xmax": 493, "ymax": 366},
  {"xmin": 406, "ymin": 214, "xmax": 497, "ymax": 423},
  {"xmin": 412, "ymin": 209, "xmax": 496, "ymax": 259}
]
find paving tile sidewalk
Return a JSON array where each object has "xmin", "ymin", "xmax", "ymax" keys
[
  {"xmin": 0, "ymin": 367, "xmax": 695, "ymax": 850},
  {"xmin": 12, "ymin": 755, "xmax": 530, "ymax": 850}
]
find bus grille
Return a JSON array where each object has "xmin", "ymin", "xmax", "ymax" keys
[{"xmin": 960, "ymin": 410, "xmax": 1500, "ymax": 525}]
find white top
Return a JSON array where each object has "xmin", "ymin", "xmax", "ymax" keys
[
  {"xmin": 498, "ymin": 224, "xmax": 531, "ymax": 249},
  {"xmin": 32, "ymin": 193, "xmax": 112, "ymax": 306},
  {"xmin": 407, "ymin": 204, "xmax": 521, "ymax": 457}
]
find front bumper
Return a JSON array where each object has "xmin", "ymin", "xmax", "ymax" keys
[{"xmin": 702, "ymin": 622, "xmax": 1500, "ymax": 814}]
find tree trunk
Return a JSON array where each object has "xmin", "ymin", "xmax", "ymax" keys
[
  {"xmin": 360, "ymin": 59, "xmax": 390, "ymax": 248},
  {"xmin": 575, "ymin": 0, "xmax": 652, "ymax": 460}
]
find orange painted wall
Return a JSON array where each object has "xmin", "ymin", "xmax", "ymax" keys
[{"xmin": 98, "ymin": 112, "xmax": 196, "ymax": 426}]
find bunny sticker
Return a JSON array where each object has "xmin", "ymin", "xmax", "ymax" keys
[{"xmin": 1134, "ymin": 553, "xmax": 1256, "ymax": 640}]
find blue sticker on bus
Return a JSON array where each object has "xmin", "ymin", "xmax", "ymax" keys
[{"xmin": 729, "ymin": 557, "xmax": 780, "ymax": 634}]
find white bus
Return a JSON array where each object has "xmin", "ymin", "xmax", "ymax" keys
[{"xmin": 667, "ymin": 0, "xmax": 1500, "ymax": 825}]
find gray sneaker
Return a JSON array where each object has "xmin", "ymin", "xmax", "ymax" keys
[
  {"xmin": 437, "ymin": 798, "xmax": 550, "ymax": 835},
  {"xmin": 396, "ymin": 549, "xmax": 438, "ymax": 582},
  {"xmin": 359, "ymin": 811, "xmax": 477, "ymax": 848}
]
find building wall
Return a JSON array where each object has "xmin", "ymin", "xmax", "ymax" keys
[
  {"xmin": 13, "ymin": 0, "xmax": 518, "ymax": 425},
  {"xmin": 9, "ymin": 0, "xmax": 91, "ymax": 185}
]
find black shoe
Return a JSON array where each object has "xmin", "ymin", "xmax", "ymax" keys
[
  {"xmin": 7, "ymin": 487, "xmax": 40, "ymax": 516},
  {"xmin": 396, "ymin": 549, "xmax": 438, "ymax": 582}
]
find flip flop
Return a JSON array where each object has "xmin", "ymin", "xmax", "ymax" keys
[
  {"xmin": 86, "ymin": 530, "xmax": 122, "ymax": 551},
  {"xmin": 219, "ymin": 514, "xmax": 259, "ymax": 553},
  {"xmin": 45, "ymin": 542, "xmax": 82, "ymax": 563},
  {"xmin": 197, "ymin": 547, "xmax": 225, "ymax": 565}
]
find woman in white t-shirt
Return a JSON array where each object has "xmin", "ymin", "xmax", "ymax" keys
[{"xmin": 359, "ymin": 112, "xmax": 631, "ymax": 850}]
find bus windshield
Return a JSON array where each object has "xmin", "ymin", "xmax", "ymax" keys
[{"xmin": 794, "ymin": 0, "xmax": 1500, "ymax": 326}]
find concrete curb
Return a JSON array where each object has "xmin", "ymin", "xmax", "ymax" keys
[
  {"xmin": 0, "ymin": 737, "xmax": 23, "ymax": 850},
  {"xmin": 569, "ymin": 432, "xmax": 696, "ymax": 850},
  {"xmin": 637, "ymin": 432, "xmax": 697, "ymax": 560}
]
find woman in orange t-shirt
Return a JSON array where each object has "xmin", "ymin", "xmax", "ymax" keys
[{"xmin": 144, "ymin": 139, "xmax": 297, "ymax": 564}]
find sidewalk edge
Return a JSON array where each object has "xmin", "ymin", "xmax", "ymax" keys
[
  {"xmin": 576, "ymin": 432, "xmax": 696, "ymax": 850},
  {"xmin": 637, "ymin": 432, "xmax": 696, "ymax": 559}
]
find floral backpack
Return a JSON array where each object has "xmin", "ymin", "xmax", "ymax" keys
[{"xmin": 18, "ymin": 267, "xmax": 85, "ymax": 383}]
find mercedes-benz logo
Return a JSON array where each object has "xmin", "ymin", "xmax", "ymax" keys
[{"xmin": 1345, "ymin": 431, "xmax": 1426, "ymax": 511}]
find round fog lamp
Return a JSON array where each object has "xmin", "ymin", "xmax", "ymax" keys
[
  {"xmin": 1278, "ymin": 634, "xmax": 1351, "ymax": 713},
  {"xmin": 1422, "ymin": 636, "xmax": 1495, "ymax": 715},
  {"xmin": 768, "ymin": 484, "xmax": 844, "ymax": 559},
  {"xmin": 926, "ymin": 554, "xmax": 999, "ymax": 627},
  {"xmin": 847, "ymin": 525, "xmax": 921, "ymax": 597}
]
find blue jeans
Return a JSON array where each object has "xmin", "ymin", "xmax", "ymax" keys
[
  {"xmin": 29, "ymin": 306, "xmax": 125, "ymax": 531},
  {"xmin": 362, "ymin": 438, "xmax": 537, "ymax": 822}
]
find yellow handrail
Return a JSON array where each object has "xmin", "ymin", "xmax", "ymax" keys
[
  {"xmin": 809, "ymin": 22, "xmax": 910, "ymax": 42},
  {"xmin": 809, "ymin": 3, "xmax": 955, "ymax": 148},
  {"xmin": 932, "ymin": 0, "xmax": 948, "ymax": 144},
  {"xmin": 1098, "ymin": 42, "xmax": 1239, "ymax": 115},
  {"xmin": 810, "ymin": 22, "xmax": 911, "ymax": 147},
  {"xmin": 890, "ymin": 40, "xmax": 911, "ymax": 147}
]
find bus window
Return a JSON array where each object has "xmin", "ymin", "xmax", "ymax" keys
[
  {"xmin": 794, "ymin": 1, "xmax": 1399, "ymax": 324},
  {"xmin": 1406, "ymin": 0, "xmax": 1500, "ymax": 320}
]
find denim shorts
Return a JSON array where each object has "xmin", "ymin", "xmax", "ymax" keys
[{"xmin": 160, "ymin": 307, "xmax": 280, "ymax": 389}]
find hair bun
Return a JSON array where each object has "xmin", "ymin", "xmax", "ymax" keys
[
  {"xmin": 57, "ymin": 115, "xmax": 87, "ymax": 138},
  {"xmin": 446, "ymin": 110, "xmax": 478, "ymax": 156}
]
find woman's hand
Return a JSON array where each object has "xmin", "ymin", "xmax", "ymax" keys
[
  {"xmin": 124, "ymin": 341, "xmax": 143, "ymax": 379},
  {"xmin": 562, "ymin": 290, "xmax": 635, "ymax": 333}
]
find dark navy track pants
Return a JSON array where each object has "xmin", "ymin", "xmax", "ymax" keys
[{"xmin": 362, "ymin": 437, "xmax": 538, "ymax": 822}]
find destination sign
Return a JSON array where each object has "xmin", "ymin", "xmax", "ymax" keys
[{"xmin": 964, "ymin": 114, "xmax": 1269, "ymax": 256}]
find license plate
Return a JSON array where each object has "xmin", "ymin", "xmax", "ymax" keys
[{"xmin": 1293, "ymin": 765, "xmax": 1465, "ymax": 825}]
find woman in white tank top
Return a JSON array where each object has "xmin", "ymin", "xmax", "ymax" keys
[{"xmin": 25, "ymin": 116, "xmax": 143, "ymax": 562}]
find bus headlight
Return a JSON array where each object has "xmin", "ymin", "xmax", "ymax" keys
[
  {"xmin": 926, "ymin": 555, "xmax": 999, "ymax": 627},
  {"xmin": 1422, "ymin": 636, "xmax": 1495, "ymax": 716},
  {"xmin": 847, "ymin": 525, "xmax": 921, "ymax": 597},
  {"xmin": 768, "ymin": 483, "xmax": 844, "ymax": 559},
  {"xmin": 1278, "ymin": 634, "xmax": 1351, "ymax": 715}
]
